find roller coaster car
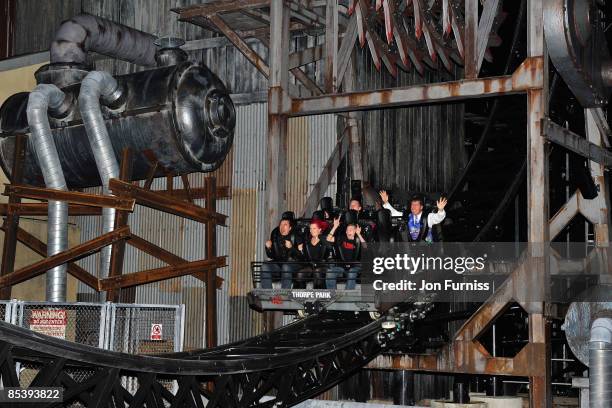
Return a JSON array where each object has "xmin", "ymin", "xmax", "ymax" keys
[{"xmin": 247, "ymin": 261, "xmax": 378, "ymax": 316}]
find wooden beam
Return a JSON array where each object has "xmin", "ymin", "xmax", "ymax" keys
[
  {"xmin": 302, "ymin": 134, "xmax": 349, "ymax": 217},
  {"xmin": 205, "ymin": 177, "xmax": 218, "ymax": 348},
  {"xmin": 107, "ymin": 149, "xmax": 134, "ymax": 302},
  {"xmin": 3, "ymin": 225, "xmax": 100, "ymax": 291},
  {"xmin": 324, "ymin": 0, "xmax": 339, "ymax": 93},
  {"xmin": 0, "ymin": 134, "xmax": 26, "ymax": 299},
  {"xmin": 151, "ymin": 186, "xmax": 231, "ymax": 200},
  {"xmin": 176, "ymin": 0, "xmax": 271, "ymax": 19},
  {"xmin": 0, "ymin": 226, "xmax": 130, "ymax": 289},
  {"xmin": 287, "ymin": 57, "xmax": 544, "ymax": 116},
  {"xmin": 109, "ymin": 179, "xmax": 227, "ymax": 225},
  {"xmin": 98, "ymin": 257, "xmax": 226, "ymax": 291},
  {"xmin": 0, "ymin": 203, "xmax": 102, "ymax": 216},
  {"xmin": 549, "ymin": 192, "xmax": 578, "ymax": 240},
  {"xmin": 336, "ymin": 15, "xmax": 358, "ymax": 88},
  {"xmin": 464, "ymin": 0, "xmax": 479, "ymax": 79},
  {"xmin": 288, "ymin": 45, "xmax": 324, "ymax": 69},
  {"xmin": 543, "ymin": 118, "xmax": 612, "ymax": 167},
  {"xmin": 208, "ymin": 14, "xmax": 270, "ymax": 79},
  {"xmin": 476, "ymin": 0, "xmax": 500, "ymax": 74},
  {"xmin": 127, "ymin": 234, "xmax": 223, "ymax": 288},
  {"xmin": 4, "ymin": 185, "xmax": 135, "ymax": 211}
]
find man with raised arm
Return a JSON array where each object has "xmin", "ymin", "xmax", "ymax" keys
[{"xmin": 379, "ymin": 190, "xmax": 447, "ymax": 243}]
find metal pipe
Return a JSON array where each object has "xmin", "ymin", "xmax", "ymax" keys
[
  {"xmin": 26, "ymin": 84, "xmax": 68, "ymax": 302},
  {"xmin": 590, "ymin": 317, "xmax": 612, "ymax": 408},
  {"xmin": 50, "ymin": 14, "xmax": 157, "ymax": 67},
  {"xmin": 79, "ymin": 71, "xmax": 122, "ymax": 289}
]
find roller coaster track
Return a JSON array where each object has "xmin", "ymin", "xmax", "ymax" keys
[{"xmin": 0, "ymin": 306, "xmax": 426, "ymax": 408}]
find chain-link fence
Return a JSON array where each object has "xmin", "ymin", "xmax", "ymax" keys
[{"xmin": 0, "ymin": 300, "xmax": 184, "ymax": 393}]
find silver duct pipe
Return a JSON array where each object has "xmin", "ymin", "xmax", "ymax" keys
[
  {"xmin": 590, "ymin": 317, "xmax": 612, "ymax": 408},
  {"xmin": 79, "ymin": 71, "xmax": 121, "ymax": 289},
  {"xmin": 26, "ymin": 84, "xmax": 68, "ymax": 302},
  {"xmin": 50, "ymin": 14, "xmax": 157, "ymax": 66}
]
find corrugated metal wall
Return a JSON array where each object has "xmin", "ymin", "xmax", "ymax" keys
[{"xmin": 355, "ymin": 47, "xmax": 466, "ymax": 196}]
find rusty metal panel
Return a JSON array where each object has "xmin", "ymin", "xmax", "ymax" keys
[
  {"xmin": 307, "ymin": 114, "xmax": 338, "ymax": 208},
  {"xmin": 286, "ymin": 117, "xmax": 310, "ymax": 214}
]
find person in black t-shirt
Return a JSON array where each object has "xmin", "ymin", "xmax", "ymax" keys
[
  {"xmin": 261, "ymin": 213, "xmax": 302, "ymax": 289},
  {"xmin": 326, "ymin": 217, "xmax": 365, "ymax": 289},
  {"xmin": 295, "ymin": 220, "xmax": 332, "ymax": 289}
]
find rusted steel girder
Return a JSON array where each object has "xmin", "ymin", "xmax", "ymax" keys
[
  {"xmin": 4, "ymin": 185, "xmax": 135, "ymax": 211},
  {"xmin": 286, "ymin": 57, "xmax": 543, "ymax": 116}
]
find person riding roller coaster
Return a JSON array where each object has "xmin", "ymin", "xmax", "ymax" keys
[
  {"xmin": 326, "ymin": 216, "xmax": 365, "ymax": 289},
  {"xmin": 295, "ymin": 220, "xmax": 333, "ymax": 289},
  {"xmin": 261, "ymin": 212, "xmax": 303, "ymax": 289},
  {"xmin": 379, "ymin": 191, "xmax": 447, "ymax": 243}
]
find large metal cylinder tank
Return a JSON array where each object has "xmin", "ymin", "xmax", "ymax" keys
[{"xmin": 0, "ymin": 59, "xmax": 235, "ymax": 188}]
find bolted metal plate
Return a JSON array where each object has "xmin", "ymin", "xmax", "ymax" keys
[{"xmin": 563, "ymin": 285, "xmax": 612, "ymax": 366}]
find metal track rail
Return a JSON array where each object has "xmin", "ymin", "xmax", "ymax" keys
[{"xmin": 0, "ymin": 308, "xmax": 423, "ymax": 407}]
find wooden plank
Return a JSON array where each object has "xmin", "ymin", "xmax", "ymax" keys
[
  {"xmin": 288, "ymin": 45, "xmax": 324, "ymax": 69},
  {"xmin": 4, "ymin": 185, "xmax": 135, "ymax": 211},
  {"xmin": 0, "ymin": 134, "xmax": 26, "ymax": 299},
  {"xmin": 464, "ymin": 0, "xmax": 478, "ymax": 79},
  {"xmin": 302, "ymin": 134, "xmax": 349, "ymax": 217},
  {"xmin": 98, "ymin": 257, "xmax": 226, "ymax": 291},
  {"xmin": 476, "ymin": 0, "xmax": 500, "ymax": 74},
  {"xmin": 205, "ymin": 178, "xmax": 218, "ymax": 348},
  {"xmin": 0, "ymin": 227, "xmax": 130, "ymax": 289},
  {"xmin": 0, "ymin": 203, "xmax": 102, "ymax": 216},
  {"xmin": 4, "ymin": 225, "xmax": 100, "ymax": 291},
  {"xmin": 107, "ymin": 149, "xmax": 133, "ymax": 302},
  {"xmin": 324, "ymin": 0, "xmax": 339, "ymax": 93},
  {"xmin": 176, "ymin": 0, "xmax": 271, "ymax": 19},
  {"xmin": 208, "ymin": 14, "xmax": 270, "ymax": 79},
  {"xmin": 109, "ymin": 179, "xmax": 227, "ymax": 225},
  {"xmin": 152, "ymin": 186, "xmax": 231, "ymax": 200},
  {"xmin": 127, "ymin": 234, "xmax": 224, "ymax": 288}
]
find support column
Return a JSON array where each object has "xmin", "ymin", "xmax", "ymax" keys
[
  {"xmin": 585, "ymin": 109, "xmax": 611, "ymax": 246},
  {"xmin": 0, "ymin": 135, "xmax": 26, "ymax": 299},
  {"xmin": 527, "ymin": 0, "xmax": 551, "ymax": 406},
  {"xmin": 205, "ymin": 177, "xmax": 217, "ymax": 348},
  {"xmin": 265, "ymin": 0, "xmax": 291, "ymax": 331}
]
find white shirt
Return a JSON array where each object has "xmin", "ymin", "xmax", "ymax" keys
[{"xmin": 382, "ymin": 202, "xmax": 446, "ymax": 228}]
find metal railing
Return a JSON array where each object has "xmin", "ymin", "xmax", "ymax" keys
[{"xmin": 251, "ymin": 261, "xmax": 363, "ymax": 289}]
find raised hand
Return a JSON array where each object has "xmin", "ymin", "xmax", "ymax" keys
[
  {"xmin": 298, "ymin": 243, "xmax": 303, "ymax": 251},
  {"xmin": 437, "ymin": 197, "xmax": 448, "ymax": 210},
  {"xmin": 265, "ymin": 240, "xmax": 272, "ymax": 249},
  {"xmin": 355, "ymin": 225, "xmax": 362, "ymax": 235},
  {"xmin": 284, "ymin": 240, "xmax": 293, "ymax": 249},
  {"xmin": 379, "ymin": 190, "xmax": 389, "ymax": 204},
  {"xmin": 333, "ymin": 216, "xmax": 341, "ymax": 229}
]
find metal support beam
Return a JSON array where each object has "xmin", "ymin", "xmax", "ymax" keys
[
  {"xmin": 287, "ymin": 57, "xmax": 543, "ymax": 116},
  {"xmin": 527, "ymin": 0, "xmax": 551, "ymax": 406},
  {"xmin": 543, "ymin": 119, "xmax": 612, "ymax": 167}
]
